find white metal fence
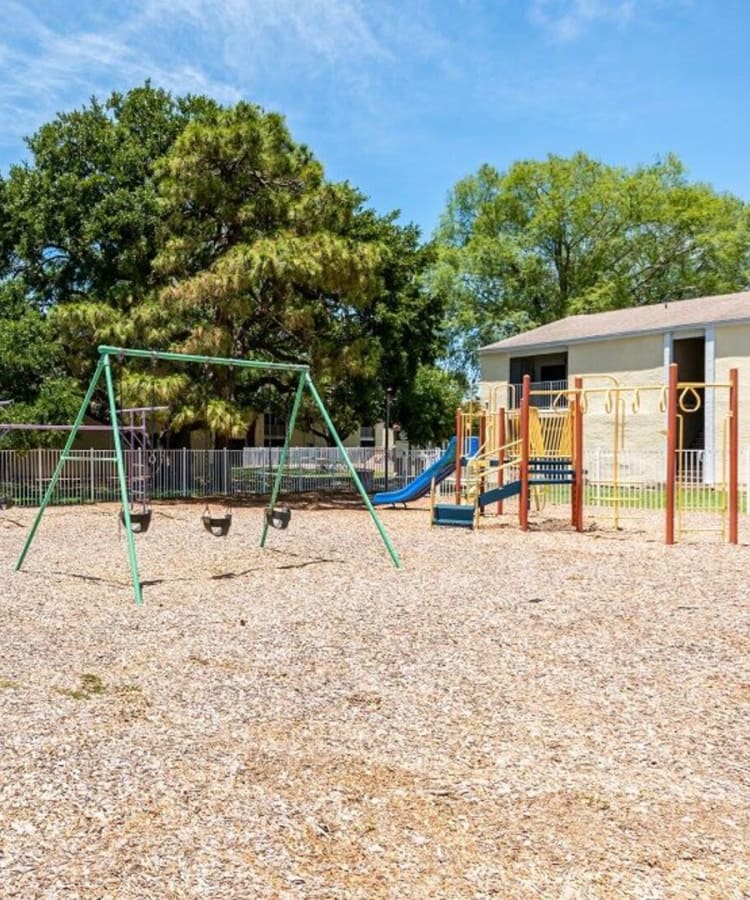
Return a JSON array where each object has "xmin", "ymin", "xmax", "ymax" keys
[
  {"xmin": 0, "ymin": 445, "xmax": 747, "ymax": 513},
  {"xmin": 434, "ymin": 446, "xmax": 748, "ymax": 515},
  {"xmin": 0, "ymin": 446, "xmax": 444, "ymax": 506}
]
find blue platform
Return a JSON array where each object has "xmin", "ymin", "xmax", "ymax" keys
[{"xmin": 432, "ymin": 503, "xmax": 475, "ymax": 527}]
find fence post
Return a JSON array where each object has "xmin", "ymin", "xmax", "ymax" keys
[
  {"xmin": 37, "ymin": 447, "xmax": 43, "ymax": 504},
  {"xmin": 90, "ymin": 447, "xmax": 94, "ymax": 503}
]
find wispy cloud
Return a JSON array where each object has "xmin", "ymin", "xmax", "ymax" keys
[
  {"xmin": 529, "ymin": 0, "xmax": 636, "ymax": 41},
  {"xmin": 0, "ymin": 0, "xmax": 402, "ymax": 163}
]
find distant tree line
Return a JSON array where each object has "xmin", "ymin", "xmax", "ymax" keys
[
  {"xmin": 1, "ymin": 83, "xmax": 748, "ymax": 445},
  {"xmin": 430, "ymin": 154, "xmax": 750, "ymax": 381}
]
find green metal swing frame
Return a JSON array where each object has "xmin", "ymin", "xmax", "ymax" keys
[{"xmin": 14, "ymin": 345, "xmax": 402, "ymax": 605}]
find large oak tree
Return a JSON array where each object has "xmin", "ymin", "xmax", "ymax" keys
[{"xmin": 2, "ymin": 86, "xmax": 446, "ymax": 443}]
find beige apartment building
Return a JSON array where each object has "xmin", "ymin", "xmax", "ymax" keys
[{"xmin": 479, "ymin": 291, "xmax": 750, "ymax": 483}]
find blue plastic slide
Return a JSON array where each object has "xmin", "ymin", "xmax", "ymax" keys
[{"xmin": 372, "ymin": 437, "xmax": 457, "ymax": 506}]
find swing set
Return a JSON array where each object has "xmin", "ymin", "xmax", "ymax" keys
[{"xmin": 14, "ymin": 346, "xmax": 402, "ymax": 604}]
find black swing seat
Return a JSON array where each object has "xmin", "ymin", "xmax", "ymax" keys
[
  {"xmin": 0, "ymin": 496, "xmax": 14, "ymax": 511},
  {"xmin": 265, "ymin": 505, "xmax": 291, "ymax": 530},
  {"xmin": 202, "ymin": 507, "xmax": 232, "ymax": 537},
  {"xmin": 120, "ymin": 507, "xmax": 152, "ymax": 534}
]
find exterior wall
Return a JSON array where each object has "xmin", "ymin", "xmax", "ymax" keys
[
  {"xmin": 569, "ymin": 334, "xmax": 664, "ymax": 381},
  {"xmin": 480, "ymin": 320, "xmax": 750, "ymax": 486},
  {"xmin": 570, "ymin": 334, "xmax": 666, "ymax": 479},
  {"xmin": 479, "ymin": 351, "xmax": 510, "ymax": 384},
  {"xmin": 713, "ymin": 323, "xmax": 750, "ymax": 481}
]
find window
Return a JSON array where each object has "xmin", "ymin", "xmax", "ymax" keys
[
  {"xmin": 360, "ymin": 425, "xmax": 375, "ymax": 447},
  {"xmin": 540, "ymin": 363, "xmax": 567, "ymax": 382},
  {"xmin": 510, "ymin": 353, "xmax": 568, "ymax": 408},
  {"xmin": 264, "ymin": 412, "xmax": 287, "ymax": 447}
]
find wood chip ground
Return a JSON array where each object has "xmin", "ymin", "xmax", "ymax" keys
[{"xmin": 0, "ymin": 500, "xmax": 748, "ymax": 898}]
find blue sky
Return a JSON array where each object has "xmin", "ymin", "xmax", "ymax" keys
[{"xmin": 1, "ymin": 0, "xmax": 748, "ymax": 236}]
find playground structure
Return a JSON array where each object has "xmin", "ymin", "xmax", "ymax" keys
[
  {"xmin": 0, "ymin": 403, "xmax": 165, "ymax": 516},
  {"xmin": 371, "ymin": 437, "xmax": 458, "ymax": 506},
  {"xmin": 13, "ymin": 346, "xmax": 402, "ymax": 605},
  {"xmin": 427, "ymin": 364, "xmax": 739, "ymax": 544}
]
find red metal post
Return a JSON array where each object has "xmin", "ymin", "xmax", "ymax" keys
[
  {"xmin": 497, "ymin": 408, "xmax": 506, "ymax": 516},
  {"xmin": 478, "ymin": 412, "xmax": 487, "ymax": 515},
  {"xmin": 520, "ymin": 375, "xmax": 530, "ymax": 531},
  {"xmin": 729, "ymin": 368, "xmax": 739, "ymax": 544},
  {"xmin": 573, "ymin": 376, "xmax": 584, "ymax": 532},
  {"xmin": 454, "ymin": 409, "xmax": 462, "ymax": 505},
  {"xmin": 665, "ymin": 363, "xmax": 678, "ymax": 545}
]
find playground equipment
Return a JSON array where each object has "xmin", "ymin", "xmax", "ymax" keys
[
  {"xmin": 430, "ymin": 364, "xmax": 739, "ymax": 544},
  {"xmin": 194, "ymin": 366, "xmax": 234, "ymax": 538},
  {"xmin": 372, "ymin": 437, "xmax": 458, "ymax": 506},
  {"xmin": 665, "ymin": 363, "xmax": 738, "ymax": 543},
  {"xmin": 118, "ymin": 403, "xmax": 168, "ymax": 535},
  {"xmin": 265, "ymin": 504, "xmax": 291, "ymax": 530},
  {"xmin": 430, "ymin": 375, "xmax": 584, "ymax": 531},
  {"xmin": 14, "ymin": 346, "xmax": 402, "ymax": 605},
  {"xmin": 0, "ymin": 397, "xmax": 165, "ymax": 528},
  {"xmin": 201, "ymin": 504, "xmax": 233, "ymax": 536}
]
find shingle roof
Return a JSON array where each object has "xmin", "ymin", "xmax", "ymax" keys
[{"xmin": 479, "ymin": 291, "xmax": 750, "ymax": 354}]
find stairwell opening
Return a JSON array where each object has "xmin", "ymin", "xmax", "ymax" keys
[{"xmin": 672, "ymin": 337, "xmax": 705, "ymax": 485}]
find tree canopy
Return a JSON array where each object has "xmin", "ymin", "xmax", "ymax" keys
[
  {"xmin": 5, "ymin": 90, "xmax": 748, "ymax": 448},
  {"xmin": 1, "ymin": 85, "xmax": 451, "ymax": 445},
  {"xmin": 432, "ymin": 153, "xmax": 750, "ymax": 380},
  {"xmin": 0, "ymin": 281, "xmax": 81, "ymax": 447}
]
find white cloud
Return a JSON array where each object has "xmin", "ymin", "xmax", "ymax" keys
[
  {"xmin": 135, "ymin": 0, "xmax": 387, "ymax": 74},
  {"xmin": 0, "ymin": 0, "xmax": 397, "ymax": 159},
  {"xmin": 529, "ymin": 0, "xmax": 636, "ymax": 41}
]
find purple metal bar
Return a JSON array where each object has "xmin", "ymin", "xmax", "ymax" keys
[{"xmin": 0, "ymin": 424, "xmax": 140, "ymax": 432}]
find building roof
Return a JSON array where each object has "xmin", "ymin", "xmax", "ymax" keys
[{"xmin": 479, "ymin": 290, "xmax": 750, "ymax": 354}]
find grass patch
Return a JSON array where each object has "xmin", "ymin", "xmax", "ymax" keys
[{"xmin": 56, "ymin": 672, "xmax": 107, "ymax": 700}]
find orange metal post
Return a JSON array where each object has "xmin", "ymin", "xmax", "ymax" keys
[
  {"xmin": 573, "ymin": 376, "xmax": 584, "ymax": 532},
  {"xmin": 520, "ymin": 375, "xmax": 530, "ymax": 531},
  {"xmin": 478, "ymin": 413, "xmax": 487, "ymax": 515},
  {"xmin": 454, "ymin": 409, "xmax": 463, "ymax": 505},
  {"xmin": 497, "ymin": 408, "xmax": 506, "ymax": 516},
  {"xmin": 665, "ymin": 363, "xmax": 678, "ymax": 545},
  {"xmin": 729, "ymin": 368, "xmax": 739, "ymax": 544}
]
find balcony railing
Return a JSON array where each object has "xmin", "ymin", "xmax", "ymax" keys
[{"xmin": 509, "ymin": 379, "xmax": 569, "ymax": 408}]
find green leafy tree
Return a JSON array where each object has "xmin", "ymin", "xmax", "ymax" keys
[
  {"xmin": 5, "ymin": 83, "xmax": 217, "ymax": 309},
  {"xmin": 0, "ymin": 281, "xmax": 81, "ymax": 447},
  {"xmin": 145, "ymin": 102, "xmax": 441, "ymax": 443},
  {"xmin": 3, "ymin": 83, "xmax": 219, "ymax": 382},
  {"xmin": 392, "ymin": 365, "xmax": 465, "ymax": 446},
  {"xmin": 433, "ymin": 153, "xmax": 750, "ymax": 380},
  {"xmin": 3, "ymin": 88, "xmax": 446, "ymax": 445}
]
